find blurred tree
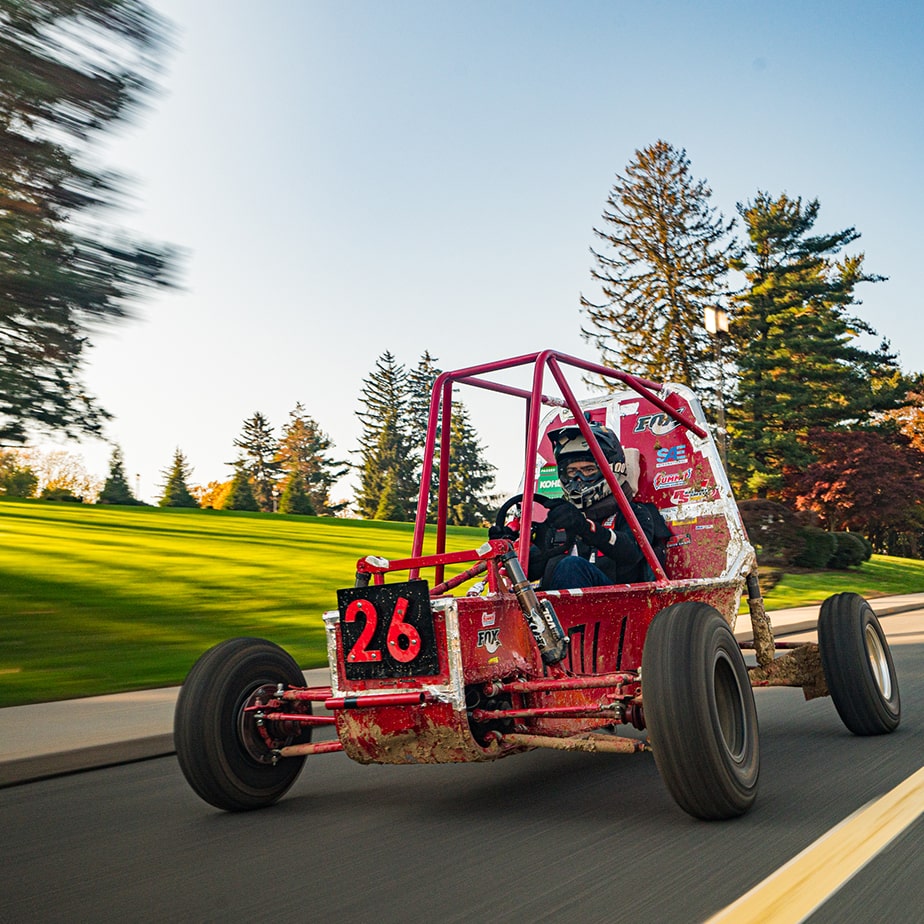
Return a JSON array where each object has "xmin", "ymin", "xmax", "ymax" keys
[
  {"xmin": 0, "ymin": 450, "xmax": 37, "ymax": 496},
  {"xmin": 278, "ymin": 473, "xmax": 315, "ymax": 515},
  {"xmin": 276, "ymin": 402, "xmax": 347, "ymax": 515},
  {"xmin": 355, "ymin": 352, "xmax": 419, "ymax": 520},
  {"xmin": 191, "ymin": 480, "xmax": 232, "ymax": 510},
  {"xmin": 16, "ymin": 446, "xmax": 99, "ymax": 499},
  {"xmin": 159, "ymin": 447, "xmax": 197, "ymax": 508},
  {"xmin": 728, "ymin": 192, "xmax": 900, "ymax": 496},
  {"xmin": 783, "ymin": 427, "xmax": 924, "ymax": 556},
  {"xmin": 581, "ymin": 140, "xmax": 737, "ymax": 390},
  {"xmin": 233, "ymin": 412, "xmax": 280, "ymax": 512},
  {"xmin": 222, "ymin": 463, "xmax": 258, "ymax": 512},
  {"xmin": 0, "ymin": 0, "xmax": 178, "ymax": 444},
  {"xmin": 97, "ymin": 445, "xmax": 139, "ymax": 504}
]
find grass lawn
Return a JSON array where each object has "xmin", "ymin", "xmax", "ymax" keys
[
  {"xmin": 2, "ymin": 498, "xmax": 923, "ymax": 706},
  {"xmin": 0, "ymin": 499, "xmax": 483, "ymax": 706}
]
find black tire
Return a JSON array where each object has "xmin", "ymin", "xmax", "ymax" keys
[
  {"xmin": 642, "ymin": 602, "xmax": 759, "ymax": 820},
  {"xmin": 174, "ymin": 638, "xmax": 310, "ymax": 811},
  {"xmin": 818, "ymin": 593, "xmax": 900, "ymax": 735}
]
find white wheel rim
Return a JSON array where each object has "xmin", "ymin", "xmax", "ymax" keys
[{"xmin": 865, "ymin": 623, "xmax": 892, "ymax": 700}]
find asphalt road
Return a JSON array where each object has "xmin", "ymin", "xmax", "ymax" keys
[{"xmin": 1, "ymin": 621, "xmax": 922, "ymax": 924}]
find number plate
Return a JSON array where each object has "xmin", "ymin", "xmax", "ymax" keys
[{"xmin": 337, "ymin": 580, "xmax": 440, "ymax": 681}]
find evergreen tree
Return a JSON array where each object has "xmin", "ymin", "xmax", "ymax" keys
[
  {"xmin": 222, "ymin": 463, "xmax": 259, "ymax": 511},
  {"xmin": 159, "ymin": 448, "xmax": 197, "ymax": 508},
  {"xmin": 437, "ymin": 404, "xmax": 497, "ymax": 526},
  {"xmin": 233, "ymin": 411, "xmax": 280, "ymax": 512},
  {"xmin": 728, "ymin": 192, "xmax": 899, "ymax": 496},
  {"xmin": 581, "ymin": 140, "xmax": 737, "ymax": 390},
  {"xmin": 407, "ymin": 350, "xmax": 442, "ymax": 439},
  {"xmin": 354, "ymin": 352, "xmax": 419, "ymax": 520},
  {"xmin": 276, "ymin": 403, "xmax": 347, "ymax": 515},
  {"xmin": 97, "ymin": 446, "xmax": 139, "ymax": 505},
  {"xmin": 0, "ymin": 0, "xmax": 177, "ymax": 443},
  {"xmin": 278, "ymin": 473, "xmax": 315, "ymax": 515}
]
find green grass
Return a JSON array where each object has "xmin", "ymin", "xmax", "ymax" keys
[
  {"xmin": 0, "ymin": 499, "xmax": 483, "ymax": 707},
  {"xmin": 2, "ymin": 498, "xmax": 923, "ymax": 707},
  {"xmin": 758, "ymin": 555, "xmax": 924, "ymax": 610}
]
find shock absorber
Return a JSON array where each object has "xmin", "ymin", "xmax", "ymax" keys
[{"xmin": 498, "ymin": 548, "xmax": 569, "ymax": 665}]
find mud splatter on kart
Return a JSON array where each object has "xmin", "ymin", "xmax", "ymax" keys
[{"xmin": 175, "ymin": 350, "xmax": 900, "ymax": 819}]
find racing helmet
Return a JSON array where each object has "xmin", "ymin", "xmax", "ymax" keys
[{"xmin": 549, "ymin": 416, "xmax": 628, "ymax": 509}]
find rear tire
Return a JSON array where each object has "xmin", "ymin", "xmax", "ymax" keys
[
  {"xmin": 642, "ymin": 602, "xmax": 759, "ymax": 820},
  {"xmin": 174, "ymin": 638, "xmax": 310, "ymax": 811},
  {"xmin": 818, "ymin": 593, "xmax": 900, "ymax": 735}
]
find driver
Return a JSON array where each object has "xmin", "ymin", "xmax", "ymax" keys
[{"xmin": 529, "ymin": 418, "xmax": 670, "ymax": 590}]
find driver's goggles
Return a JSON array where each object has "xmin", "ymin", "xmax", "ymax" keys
[{"xmin": 564, "ymin": 462, "xmax": 600, "ymax": 480}]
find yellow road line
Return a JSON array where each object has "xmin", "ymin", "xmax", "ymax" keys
[{"xmin": 706, "ymin": 765, "xmax": 924, "ymax": 924}]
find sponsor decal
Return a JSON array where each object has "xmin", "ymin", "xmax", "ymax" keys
[
  {"xmin": 653, "ymin": 468, "xmax": 693, "ymax": 490},
  {"xmin": 481, "ymin": 612, "xmax": 496, "ymax": 627},
  {"xmin": 670, "ymin": 484, "xmax": 720, "ymax": 505},
  {"xmin": 655, "ymin": 445, "xmax": 689, "ymax": 467},
  {"xmin": 666, "ymin": 535, "xmax": 691, "ymax": 548},
  {"xmin": 477, "ymin": 628, "xmax": 501, "ymax": 653},
  {"xmin": 633, "ymin": 411, "xmax": 685, "ymax": 435},
  {"xmin": 537, "ymin": 463, "xmax": 563, "ymax": 498},
  {"xmin": 695, "ymin": 523, "xmax": 715, "ymax": 531}
]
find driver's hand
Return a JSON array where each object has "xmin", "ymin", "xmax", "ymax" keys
[{"xmin": 545, "ymin": 502, "xmax": 593, "ymax": 539}]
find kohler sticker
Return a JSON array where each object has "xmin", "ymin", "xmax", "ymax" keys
[{"xmin": 477, "ymin": 628, "xmax": 501, "ymax": 653}]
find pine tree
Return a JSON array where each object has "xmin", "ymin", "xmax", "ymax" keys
[
  {"xmin": 159, "ymin": 448, "xmax": 197, "ymax": 508},
  {"xmin": 407, "ymin": 351, "xmax": 442, "ymax": 439},
  {"xmin": 222, "ymin": 463, "xmax": 259, "ymax": 511},
  {"xmin": 437, "ymin": 404, "xmax": 497, "ymax": 526},
  {"xmin": 278, "ymin": 474, "xmax": 315, "ymax": 515},
  {"xmin": 0, "ymin": 1, "xmax": 177, "ymax": 443},
  {"xmin": 728, "ymin": 192, "xmax": 899, "ymax": 496},
  {"xmin": 581, "ymin": 140, "xmax": 737, "ymax": 390},
  {"xmin": 233, "ymin": 412, "xmax": 281, "ymax": 512},
  {"xmin": 276, "ymin": 403, "xmax": 347, "ymax": 515},
  {"xmin": 97, "ymin": 446, "xmax": 139, "ymax": 505},
  {"xmin": 354, "ymin": 352, "xmax": 419, "ymax": 520}
]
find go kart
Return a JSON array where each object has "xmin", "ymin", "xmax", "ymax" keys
[{"xmin": 174, "ymin": 350, "xmax": 901, "ymax": 819}]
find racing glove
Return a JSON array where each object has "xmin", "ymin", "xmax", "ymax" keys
[{"xmin": 545, "ymin": 502, "xmax": 595, "ymax": 541}]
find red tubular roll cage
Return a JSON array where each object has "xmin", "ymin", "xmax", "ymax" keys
[{"xmin": 409, "ymin": 350, "xmax": 707, "ymax": 588}]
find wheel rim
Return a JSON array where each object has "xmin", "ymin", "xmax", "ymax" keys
[
  {"xmin": 713, "ymin": 652, "xmax": 747, "ymax": 761},
  {"xmin": 237, "ymin": 682, "xmax": 283, "ymax": 765},
  {"xmin": 864, "ymin": 623, "xmax": 892, "ymax": 700}
]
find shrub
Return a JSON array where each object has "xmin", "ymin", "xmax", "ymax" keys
[
  {"xmin": 857, "ymin": 535, "xmax": 874, "ymax": 561},
  {"xmin": 829, "ymin": 531, "xmax": 867, "ymax": 569},
  {"xmin": 738, "ymin": 499, "xmax": 804, "ymax": 567},
  {"xmin": 794, "ymin": 526, "xmax": 837, "ymax": 569},
  {"xmin": 39, "ymin": 487, "xmax": 83, "ymax": 503}
]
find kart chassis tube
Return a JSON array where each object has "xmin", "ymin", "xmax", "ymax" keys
[{"xmin": 412, "ymin": 350, "xmax": 704, "ymax": 585}]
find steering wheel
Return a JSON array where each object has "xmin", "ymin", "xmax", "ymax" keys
[{"xmin": 491, "ymin": 493, "xmax": 574, "ymax": 554}]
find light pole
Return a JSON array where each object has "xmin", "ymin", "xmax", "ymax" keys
[{"xmin": 704, "ymin": 305, "xmax": 729, "ymax": 469}]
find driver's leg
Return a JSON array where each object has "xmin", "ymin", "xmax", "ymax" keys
[{"xmin": 545, "ymin": 555, "xmax": 611, "ymax": 590}]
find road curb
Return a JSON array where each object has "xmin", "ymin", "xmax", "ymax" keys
[{"xmin": 0, "ymin": 733, "xmax": 175, "ymax": 788}]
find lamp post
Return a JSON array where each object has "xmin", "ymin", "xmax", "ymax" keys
[{"xmin": 703, "ymin": 305, "xmax": 729, "ymax": 469}]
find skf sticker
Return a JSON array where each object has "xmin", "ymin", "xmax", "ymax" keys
[{"xmin": 477, "ymin": 628, "xmax": 501, "ymax": 653}]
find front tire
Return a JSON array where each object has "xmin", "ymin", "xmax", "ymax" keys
[
  {"xmin": 818, "ymin": 593, "xmax": 900, "ymax": 735},
  {"xmin": 174, "ymin": 638, "xmax": 310, "ymax": 811},
  {"xmin": 642, "ymin": 602, "xmax": 759, "ymax": 820}
]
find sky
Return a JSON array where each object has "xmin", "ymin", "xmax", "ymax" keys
[{"xmin": 60, "ymin": 0, "xmax": 924, "ymax": 503}]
